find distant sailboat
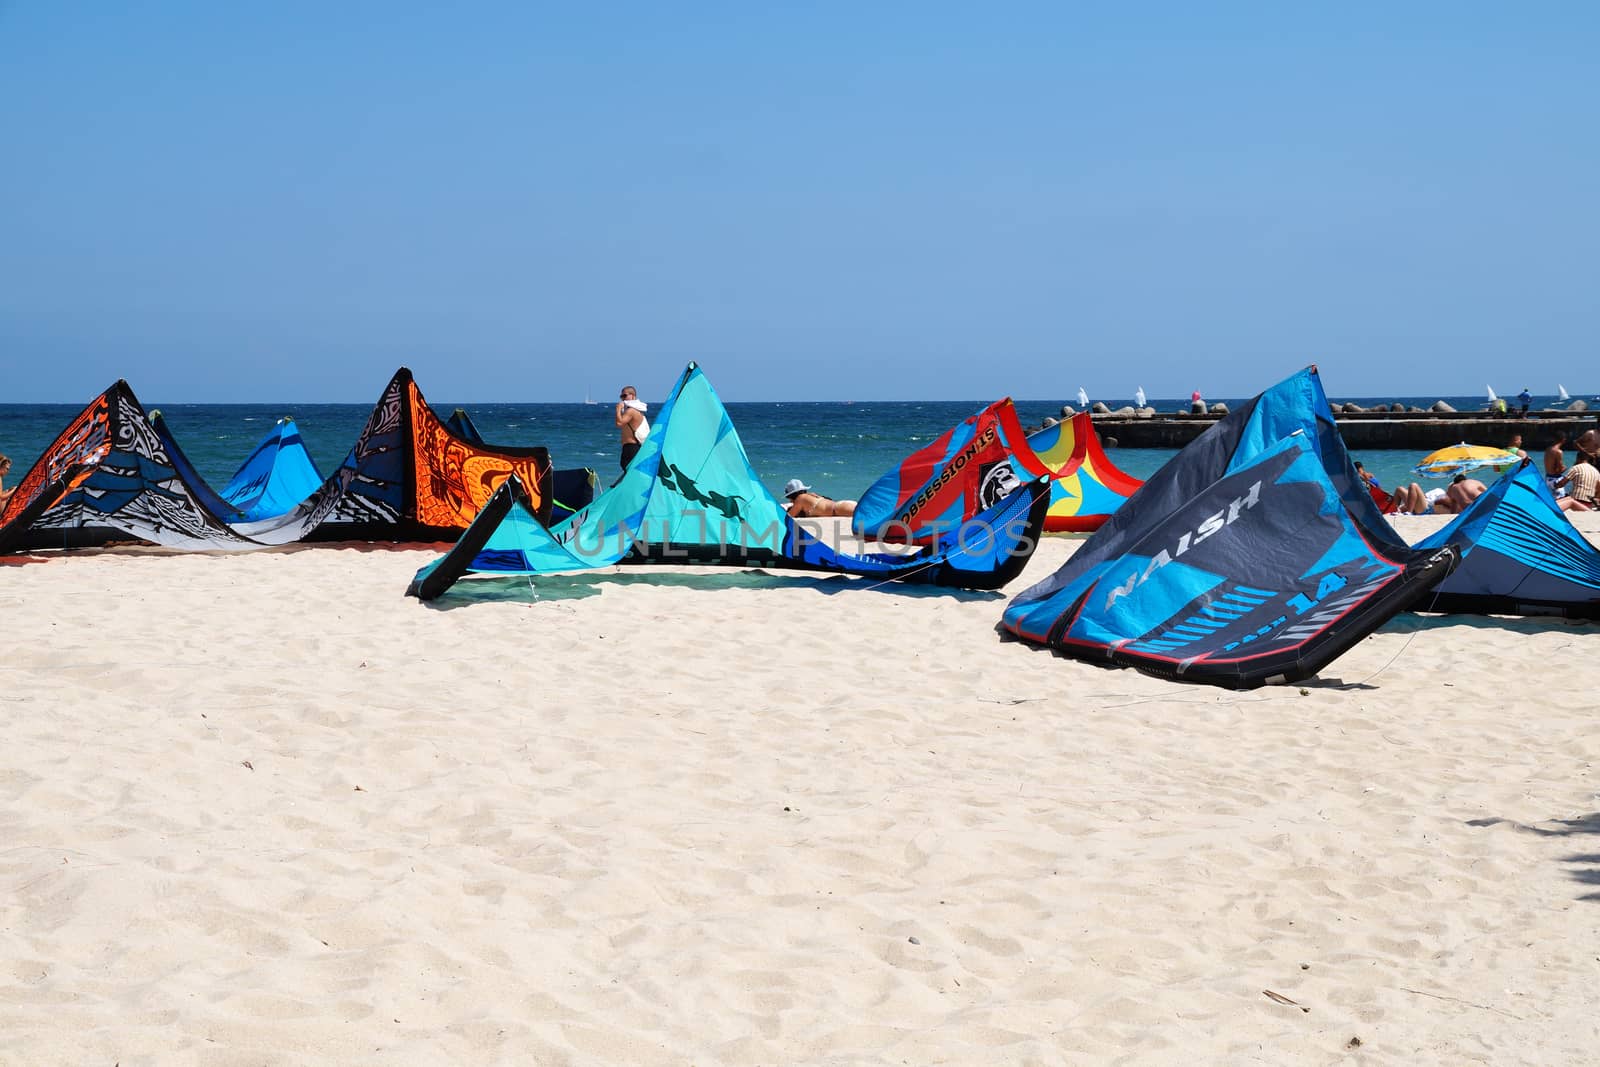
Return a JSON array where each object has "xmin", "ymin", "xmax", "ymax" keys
[
  {"xmin": 1135, "ymin": 386, "xmax": 1147, "ymax": 409},
  {"xmin": 584, "ymin": 387, "xmax": 597, "ymax": 406},
  {"xmin": 1486, "ymin": 385, "xmax": 1499, "ymax": 404},
  {"xmin": 1558, "ymin": 384, "xmax": 1571, "ymax": 403},
  {"xmin": 1077, "ymin": 386, "xmax": 1090, "ymax": 409}
]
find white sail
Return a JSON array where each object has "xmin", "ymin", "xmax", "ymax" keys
[
  {"xmin": 1077, "ymin": 386, "xmax": 1090, "ymax": 409},
  {"xmin": 1559, "ymin": 384, "xmax": 1571, "ymax": 402},
  {"xmin": 1135, "ymin": 386, "xmax": 1147, "ymax": 409},
  {"xmin": 1486, "ymin": 385, "xmax": 1499, "ymax": 403}
]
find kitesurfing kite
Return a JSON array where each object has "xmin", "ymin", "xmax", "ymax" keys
[
  {"xmin": 0, "ymin": 369, "xmax": 552, "ymax": 553},
  {"xmin": 851, "ymin": 403, "xmax": 1141, "ymax": 540},
  {"xmin": 0, "ymin": 381, "xmax": 264, "ymax": 552},
  {"xmin": 441, "ymin": 406, "xmax": 596, "ymax": 522},
  {"xmin": 1000, "ymin": 366, "xmax": 1460, "ymax": 689},
  {"xmin": 851, "ymin": 399, "xmax": 1048, "ymax": 543},
  {"xmin": 217, "ymin": 417, "xmax": 324, "ymax": 522},
  {"xmin": 1026, "ymin": 414, "xmax": 1143, "ymax": 532},
  {"xmin": 1411, "ymin": 461, "xmax": 1600, "ymax": 618},
  {"xmin": 408, "ymin": 363, "xmax": 1051, "ymax": 600},
  {"xmin": 142, "ymin": 412, "xmax": 323, "ymax": 525}
]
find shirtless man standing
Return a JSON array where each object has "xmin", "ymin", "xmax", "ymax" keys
[
  {"xmin": 1546, "ymin": 432, "xmax": 1568, "ymax": 479},
  {"xmin": 614, "ymin": 386, "xmax": 649, "ymax": 472},
  {"xmin": 782, "ymin": 479, "xmax": 856, "ymax": 518}
]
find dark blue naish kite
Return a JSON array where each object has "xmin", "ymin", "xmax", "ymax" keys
[
  {"xmin": 1412, "ymin": 460, "xmax": 1600, "ymax": 618},
  {"xmin": 408, "ymin": 363, "xmax": 1050, "ymax": 600},
  {"xmin": 1001, "ymin": 367, "xmax": 1460, "ymax": 689}
]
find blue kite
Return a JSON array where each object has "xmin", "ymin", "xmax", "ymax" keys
[
  {"xmin": 409, "ymin": 363, "xmax": 1050, "ymax": 600},
  {"xmin": 1413, "ymin": 461, "xmax": 1600, "ymax": 618},
  {"xmin": 1001, "ymin": 366, "xmax": 1460, "ymax": 689}
]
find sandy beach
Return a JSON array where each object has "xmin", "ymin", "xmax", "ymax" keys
[{"xmin": 4, "ymin": 516, "xmax": 1599, "ymax": 1064}]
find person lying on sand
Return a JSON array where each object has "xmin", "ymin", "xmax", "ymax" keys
[
  {"xmin": 1389, "ymin": 482, "xmax": 1457, "ymax": 516},
  {"xmin": 782, "ymin": 479, "xmax": 856, "ymax": 519}
]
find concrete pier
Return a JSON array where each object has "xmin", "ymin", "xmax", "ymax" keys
[{"xmin": 1088, "ymin": 409, "xmax": 1599, "ymax": 449}]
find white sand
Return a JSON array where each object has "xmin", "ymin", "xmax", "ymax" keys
[{"xmin": 4, "ymin": 519, "xmax": 1600, "ymax": 1064}]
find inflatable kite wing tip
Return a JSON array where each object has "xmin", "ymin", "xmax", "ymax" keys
[{"xmin": 404, "ymin": 570, "xmax": 432, "ymax": 600}]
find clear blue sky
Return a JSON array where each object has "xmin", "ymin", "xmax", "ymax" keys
[{"xmin": 2, "ymin": 2, "xmax": 1595, "ymax": 402}]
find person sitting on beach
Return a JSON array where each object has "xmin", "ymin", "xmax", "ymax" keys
[
  {"xmin": 1576, "ymin": 428, "xmax": 1600, "ymax": 462},
  {"xmin": 1555, "ymin": 454, "xmax": 1598, "ymax": 512},
  {"xmin": 0, "ymin": 454, "xmax": 13, "ymax": 510},
  {"xmin": 1506, "ymin": 433, "xmax": 1527, "ymax": 460},
  {"xmin": 782, "ymin": 478, "xmax": 856, "ymax": 518},
  {"xmin": 1445, "ymin": 474, "xmax": 1486, "ymax": 511},
  {"xmin": 1354, "ymin": 461, "xmax": 1396, "ymax": 512}
]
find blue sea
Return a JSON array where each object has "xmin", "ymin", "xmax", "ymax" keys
[{"xmin": 0, "ymin": 393, "xmax": 1580, "ymax": 506}]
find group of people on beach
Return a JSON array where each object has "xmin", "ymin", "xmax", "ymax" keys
[
  {"xmin": 1548, "ymin": 429, "xmax": 1600, "ymax": 510},
  {"xmin": 1363, "ymin": 469, "xmax": 1487, "ymax": 516},
  {"xmin": 611, "ymin": 384, "xmax": 856, "ymax": 518},
  {"xmin": 617, "ymin": 381, "xmax": 1598, "ymax": 522},
  {"xmin": 1359, "ymin": 428, "xmax": 1600, "ymax": 516}
]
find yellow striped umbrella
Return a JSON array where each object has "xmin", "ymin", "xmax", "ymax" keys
[{"xmin": 1412, "ymin": 442, "xmax": 1520, "ymax": 479}]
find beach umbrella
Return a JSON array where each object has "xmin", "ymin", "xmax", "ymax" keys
[{"xmin": 1413, "ymin": 442, "xmax": 1521, "ymax": 479}]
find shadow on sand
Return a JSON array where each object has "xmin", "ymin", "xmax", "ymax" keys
[
  {"xmin": 419, "ymin": 567, "xmax": 1008, "ymax": 610},
  {"xmin": 1465, "ymin": 812, "xmax": 1600, "ymax": 902}
]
